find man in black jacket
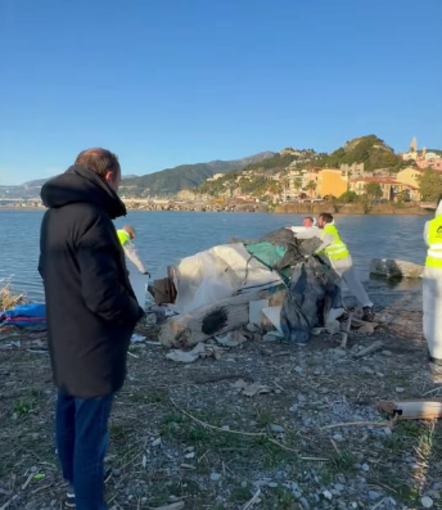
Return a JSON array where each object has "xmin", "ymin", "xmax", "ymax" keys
[{"xmin": 39, "ymin": 148, "xmax": 144, "ymax": 510}]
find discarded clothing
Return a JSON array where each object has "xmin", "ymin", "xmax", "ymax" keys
[
  {"xmin": 0, "ymin": 303, "xmax": 46, "ymax": 327},
  {"xmin": 280, "ymin": 258, "xmax": 342, "ymax": 344}
]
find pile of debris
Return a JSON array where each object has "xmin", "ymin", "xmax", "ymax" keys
[{"xmin": 145, "ymin": 228, "xmax": 366, "ymax": 360}]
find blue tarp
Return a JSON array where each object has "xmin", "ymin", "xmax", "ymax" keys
[{"xmin": 1, "ymin": 303, "xmax": 46, "ymax": 327}]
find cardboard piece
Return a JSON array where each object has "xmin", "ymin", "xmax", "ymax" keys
[{"xmin": 149, "ymin": 277, "xmax": 176, "ymax": 305}]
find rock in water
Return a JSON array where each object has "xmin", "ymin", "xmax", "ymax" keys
[{"xmin": 369, "ymin": 258, "xmax": 423, "ymax": 279}]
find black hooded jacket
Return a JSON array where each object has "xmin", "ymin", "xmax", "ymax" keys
[{"xmin": 39, "ymin": 165, "xmax": 144, "ymax": 398}]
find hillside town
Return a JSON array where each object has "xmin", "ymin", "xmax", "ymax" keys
[
  {"xmin": 188, "ymin": 137, "xmax": 442, "ymax": 206},
  {"xmin": 1, "ymin": 136, "xmax": 442, "ymax": 211}
]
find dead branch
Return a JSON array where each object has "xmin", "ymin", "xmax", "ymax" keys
[
  {"xmin": 354, "ymin": 340, "xmax": 383, "ymax": 359},
  {"xmin": 321, "ymin": 420, "xmax": 393, "ymax": 430}
]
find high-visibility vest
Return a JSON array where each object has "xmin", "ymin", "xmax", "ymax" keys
[
  {"xmin": 117, "ymin": 229, "xmax": 131, "ymax": 246},
  {"xmin": 426, "ymin": 216, "xmax": 442, "ymax": 269},
  {"xmin": 320, "ymin": 224, "xmax": 350, "ymax": 261}
]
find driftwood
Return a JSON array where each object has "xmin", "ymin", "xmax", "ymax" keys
[
  {"xmin": 370, "ymin": 258, "xmax": 423, "ymax": 279},
  {"xmin": 378, "ymin": 399, "xmax": 442, "ymax": 421},
  {"xmin": 340, "ymin": 313, "xmax": 353, "ymax": 348},
  {"xmin": 322, "ymin": 420, "xmax": 392, "ymax": 430},
  {"xmin": 242, "ymin": 489, "xmax": 261, "ymax": 510},
  {"xmin": 354, "ymin": 340, "xmax": 383, "ymax": 359},
  {"xmin": 159, "ymin": 290, "xmax": 271, "ymax": 349}
]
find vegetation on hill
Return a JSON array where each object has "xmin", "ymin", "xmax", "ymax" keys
[
  {"xmin": 197, "ymin": 150, "xmax": 318, "ymax": 197},
  {"xmin": 365, "ymin": 182, "xmax": 383, "ymax": 199},
  {"xmin": 242, "ymin": 151, "xmax": 316, "ymax": 172},
  {"xmin": 119, "ymin": 152, "xmax": 275, "ymax": 196},
  {"xmin": 3, "ymin": 137, "xmax": 441, "ymax": 200},
  {"xmin": 418, "ymin": 169, "xmax": 442, "ymax": 201},
  {"xmin": 316, "ymin": 135, "xmax": 403, "ymax": 172}
]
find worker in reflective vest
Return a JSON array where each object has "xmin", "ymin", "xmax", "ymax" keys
[
  {"xmin": 423, "ymin": 196, "xmax": 442, "ymax": 374},
  {"xmin": 317, "ymin": 212, "xmax": 374, "ymax": 321},
  {"xmin": 117, "ymin": 226, "xmax": 149, "ymax": 276}
]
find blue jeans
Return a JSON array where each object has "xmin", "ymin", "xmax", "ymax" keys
[{"xmin": 56, "ymin": 391, "xmax": 114, "ymax": 510}]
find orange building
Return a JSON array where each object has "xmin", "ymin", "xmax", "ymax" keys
[{"xmin": 317, "ymin": 169, "xmax": 348, "ymax": 198}]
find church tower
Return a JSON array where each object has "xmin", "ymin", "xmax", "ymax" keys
[{"xmin": 410, "ymin": 136, "xmax": 417, "ymax": 152}]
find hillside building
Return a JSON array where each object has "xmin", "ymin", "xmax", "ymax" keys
[
  {"xmin": 206, "ymin": 173, "xmax": 225, "ymax": 182},
  {"xmin": 349, "ymin": 177, "xmax": 420, "ymax": 202},
  {"xmin": 396, "ymin": 167, "xmax": 423, "ymax": 190},
  {"xmin": 317, "ymin": 169, "xmax": 349, "ymax": 198},
  {"xmin": 401, "ymin": 137, "xmax": 442, "ymax": 170}
]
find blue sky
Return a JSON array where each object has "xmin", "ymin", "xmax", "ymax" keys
[{"xmin": 0, "ymin": 0, "xmax": 441, "ymax": 184}]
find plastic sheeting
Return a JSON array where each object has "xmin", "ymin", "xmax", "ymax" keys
[
  {"xmin": 280, "ymin": 258, "xmax": 342, "ymax": 344},
  {"xmin": 129, "ymin": 271, "xmax": 148, "ymax": 308},
  {"xmin": 1, "ymin": 303, "xmax": 46, "ymax": 327},
  {"xmin": 170, "ymin": 243, "xmax": 283, "ymax": 314}
]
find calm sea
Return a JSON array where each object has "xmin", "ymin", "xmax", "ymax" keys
[{"xmin": 0, "ymin": 210, "xmax": 429, "ymax": 305}]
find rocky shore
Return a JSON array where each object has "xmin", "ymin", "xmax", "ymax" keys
[
  {"xmin": 0, "ymin": 201, "xmax": 431, "ymax": 216},
  {"xmin": 124, "ymin": 200, "xmax": 431, "ymax": 216},
  {"xmin": 124, "ymin": 200, "xmax": 270, "ymax": 213},
  {"xmin": 2, "ymin": 289, "xmax": 442, "ymax": 510},
  {"xmin": 275, "ymin": 202, "xmax": 430, "ymax": 216}
]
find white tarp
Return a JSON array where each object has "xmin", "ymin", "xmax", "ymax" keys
[
  {"xmin": 129, "ymin": 271, "xmax": 147, "ymax": 308},
  {"xmin": 169, "ymin": 243, "xmax": 282, "ymax": 314}
]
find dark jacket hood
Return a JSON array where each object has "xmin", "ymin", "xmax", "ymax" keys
[{"xmin": 41, "ymin": 165, "xmax": 126, "ymax": 219}]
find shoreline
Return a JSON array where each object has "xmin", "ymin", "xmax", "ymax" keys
[{"xmin": 0, "ymin": 203, "xmax": 432, "ymax": 216}]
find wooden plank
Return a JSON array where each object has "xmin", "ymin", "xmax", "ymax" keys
[
  {"xmin": 159, "ymin": 290, "xmax": 269, "ymax": 349},
  {"xmin": 377, "ymin": 399, "xmax": 442, "ymax": 421}
]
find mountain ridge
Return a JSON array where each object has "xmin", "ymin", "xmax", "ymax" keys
[{"xmin": 0, "ymin": 151, "xmax": 275, "ymax": 199}]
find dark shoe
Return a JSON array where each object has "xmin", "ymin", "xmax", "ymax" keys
[
  {"xmin": 64, "ymin": 468, "xmax": 112, "ymax": 508},
  {"xmin": 362, "ymin": 306, "xmax": 375, "ymax": 322},
  {"xmin": 63, "ymin": 493, "xmax": 76, "ymax": 509}
]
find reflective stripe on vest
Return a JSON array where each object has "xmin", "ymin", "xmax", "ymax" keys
[
  {"xmin": 321, "ymin": 224, "xmax": 350, "ymax": 261},
  {"xmin": 117, "ymin": 229, "xmax": 131, "ymax": 246},
  {"xmin": 426, "ymin": 217, "xmax": 442, "ymax": 268}
]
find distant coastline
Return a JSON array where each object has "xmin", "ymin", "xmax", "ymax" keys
[{"xmin": 0, "ymin": 201, "xmax": 432, "ymax": 215}]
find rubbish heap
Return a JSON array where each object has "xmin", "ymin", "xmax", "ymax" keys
[{"xmin": 147, "ymin": 228, "xmax": 345, "ymax": 352}]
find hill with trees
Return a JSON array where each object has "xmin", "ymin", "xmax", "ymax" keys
[
  {"xmin": 119, "ymin": 152, "xmax": 275, "ymax": 196},
  {"xmin": 197, "ymin": 150, "xmax": 318, "ymax": 198},
  {"xmin": 316, "ymin": 135, "xmax": 403, "ymax": 172}
]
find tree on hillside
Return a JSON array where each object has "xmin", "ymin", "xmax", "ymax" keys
[
  {"xmin": 365, "ymin": 182, "xmax": 383, "ymax": 199},
  {"xmin": 293, "ymin": 178, "xmax": 302, "ymax": 191},
  {"xmin": 418, "ymin": 169, "xmax": 442, "ymax": 202},
  {"xmin": 339, "ymin": 190, "xmax": 359, "ymax": 203},
  {"xmin": 306, "ymin": 180, "xmax": 317, "ymax": 198},
  {"xmin": 316, "ymin": 135, "xmax": 402, "ymax": 173}
]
